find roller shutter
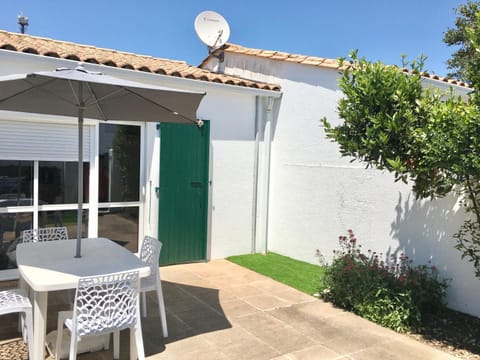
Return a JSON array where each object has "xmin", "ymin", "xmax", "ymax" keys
[{"xmin": 0, "ymin": 120, "xmax": 90, "ymax": 161}]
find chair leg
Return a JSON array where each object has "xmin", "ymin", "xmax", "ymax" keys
[
  {"xmin": 24, "ymin": 309, "xmax": 34, "ymax": 360},
  {"xmin": 18, "ymin": 278, "xmax": 28, "ymax": 334},
  {"xmin": 130, "ymin": 328, "xmax": 136, "ymax": 360},
  {"xmin": 19, "ymin": 312, "xmax": 26, "ymax": 342},
  {"xmin": 68, "ymin": 333, "xmax": 78, "ymax": 360},
  {"xmin": 113, "ymin": 330, "xmax": 120, "ymax": 359},
  {"xmin": 55, "ymin": 311, "xmax": 72, "ymax": 360},
  {"xmin": 155, "ymin": 281, "xmax": 168, "ymax": 338},
  {"xmin": 55, "ymin": 322, "xmax": 63, "ymax": 360},
  {"xmin": 141, "ymin": 291, "xmax": 147, "ymax": 318},
  {"xmin": 132, "ymin": 326, "xmax": 145, "ymax": 360}
]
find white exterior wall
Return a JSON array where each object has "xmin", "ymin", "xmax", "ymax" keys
[
  {"xmin": 0, "ymin": 50, "xmax": 280, "ymax": 264},
  {"xmin": 204, "ymin": 53, "xmax": 480, "ymax": 317}
]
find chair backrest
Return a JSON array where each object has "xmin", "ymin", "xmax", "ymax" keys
[
  {"xmin": 72, "ymin": 270, "xmax": 140, "ymax": 337},
  {"xmin": 0, "ymin": 289, "xmax": 31, "ymax": 315},
  {"xmin": 22, "ymin": 226, "xmax": 68, "ymax": 243},
  {"xmin": 139, "ymin": 236, "xmax": 162, "ymax": 282}
]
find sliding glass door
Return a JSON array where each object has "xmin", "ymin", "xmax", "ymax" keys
[{"xmin": 0, "ymin": 121, "xmax": 143, "ymax": 270}]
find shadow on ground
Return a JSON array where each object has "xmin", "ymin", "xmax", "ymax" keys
[
  {"xmin": 143, "ymin": 280, "xmax": 232, "ymax": 356},
  {"xmin": 0, "ymin": 280, "xmax": 231, "ymax": 359}
]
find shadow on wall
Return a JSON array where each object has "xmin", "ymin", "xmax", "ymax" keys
[{"xmin": 389, "ymin": 191, "xmax": 468, "ymax": 275}]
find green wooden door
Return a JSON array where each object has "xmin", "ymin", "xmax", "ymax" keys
[{"xmin": 158, "ymin": 121, "xmax": 209, "ymax": 265}]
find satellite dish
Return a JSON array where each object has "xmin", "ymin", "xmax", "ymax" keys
[{"xmin": 194, "ymin": 11, "xmax": 230, "ymax": 50}]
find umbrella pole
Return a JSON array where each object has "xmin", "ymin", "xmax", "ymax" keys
[{"xmin": 75, "ymin": 84, "xmax": 84, "ymax": 258}]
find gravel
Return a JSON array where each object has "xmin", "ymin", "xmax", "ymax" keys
[{"xmin": 408, "ymin": 308, "xmax": 480, "ymax": 359}]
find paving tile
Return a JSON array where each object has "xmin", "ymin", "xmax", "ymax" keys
[
  {"xmin": 269, "ymin": 288, "xmax": 316, "ymax": 304},
  {"xmin": 222, "ymin": 283, "xmax": 267, "ymax": 298},
  {"xmin": 250, "ymin": 278, "xmax": 296, "ymax": 293},
  {"xmin": 241, "ymin": 294, "xmax": 292, "ymax": 311},
  {"xmin": 218, "ymin": 298, "xmax": 260, "ymax": 318},
  {"xmin": 174, "ymin": 307, "xmax": 232, "ymax": 335},
  {"xmin": 165, "ymin": 296, "xmax": 209, "ymax": 314},
  {"xmin": 234, "ymin": 312, "xmax": 316, "ymax": 354},
  {"xmin": 320, "ymin": 330, "xmax": 391, "ymax": 356},
  {"xmin": 203, "ymin": 274, "xmax": 256, "ymax": 289},
  {"xmin": 190, "ymin": 287, "xmax": 237, "ymax": 305},
  {"xmin": 181, "ymin": 265, "xmax": 231, "ymax": 279},
  {"xmin": 202, "ymin": 326, "xmax": 261, "ymax": 348},
  {"xmin": 269, "ymin": 356, "xmax": 293, "ymax": 360},
  {"xmin": 156, "ymin": 335, "xmax": 217, "ymax": 359},
  {"xmin": 285, "ymin": 344, "xmax": 343, "ymax": 360},
  {"xmin": 268, "ymin": 304, "xmax": 351, "ymax": 343},
  {"xmin": 219, "ymin": 335, "xmax": 281, "ymax": 360},
  {"xmin": 350, "ymin": 339, "xmax": 456, "ymax": 360},
  {"xmin": 0, "ymin": 259, "xmax": 461, "ymax": 360},
  {"xmin": 149, "ymin": 349, "xmax": 230, "ymax": 359},
  {"xmin": 280, "ymin": 299, "xmax": 349, "ymax": 319}
]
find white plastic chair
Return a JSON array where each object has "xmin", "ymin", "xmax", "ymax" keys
[
  {"xmin": 22, "ymin": 226, "xmax": 68, "ymax": 243},
  {"xmin": 139, "ymin": 236, "xmax": 168, "ymax": 338},
  {"xmin": 0, "ymin": 289, "xmax": 34, "ymax": 358},
  {"xmin": 55, "ymin": 270, "xmax": 145, "ymax": 360},
  {"xmin": 22, "ymin": 226, "xmax": 71, "ymax": 302}
]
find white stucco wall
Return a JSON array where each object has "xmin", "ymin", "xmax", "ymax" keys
[
  {"xmin": 205, "ymin": 52, "xmax": 480, "ymax": 317},
  {"xmin": 0, "ymin": 50, "xmax": 280, "ymax": 265}
]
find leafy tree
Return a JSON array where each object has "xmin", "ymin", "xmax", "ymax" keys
[
  {"xmin": 443, "ymin": 0, "xmax": 480, "ymax": 83},
  {"xmin": 322, "ymin": 51, "xmax": 480, "ymax": 277}
]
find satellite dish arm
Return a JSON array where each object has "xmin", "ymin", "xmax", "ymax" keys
[
  {"xmin": 212, "ymin": 30, "xmax": 224, "ymax": 49},
  {"xmin": 208, "ymin": 30, "xmax": 226, "ymax": 62},
  {"xmin": 208, "ymin": 45, "xmax": 225, "ymax": 63}
]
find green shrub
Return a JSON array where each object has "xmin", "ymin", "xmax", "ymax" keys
[{"xmin": 319, "ymin": 230, "xmax": 449, "ymax": 332}]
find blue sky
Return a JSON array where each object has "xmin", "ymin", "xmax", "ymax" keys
[{"xmin": 0, "ymin": 0, "xmax": 466, "ymax": 77}]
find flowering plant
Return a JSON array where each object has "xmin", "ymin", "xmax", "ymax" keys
[{"xmin": 318, "ymin": 230, "xmax": 449, "ymax": 332}]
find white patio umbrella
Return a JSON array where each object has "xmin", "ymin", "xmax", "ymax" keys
[{"xmin": 0, "ymin": 64, "xmax": 206, "ymax": 257}]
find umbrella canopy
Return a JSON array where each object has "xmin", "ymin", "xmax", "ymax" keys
[
  {"xmin": 0, "ymin": 64, "xmax": 206, "ymax": 257},
  {"xmin": 0, "ymin": 65, "xmax": 205, "ymax": 123}
]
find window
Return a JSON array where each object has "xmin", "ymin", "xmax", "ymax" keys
[
  {"xmin": 38, "ymin": 209, "xmax": 88, "ymax": 239},
  {"xmin": 98, "ymin": 124, "xmax": 141, "ymax": 252},
  {"xmin": 0, "ymin": 122, "xmax": 143, "ymax": 270},
  {"xmin": 99, "ymin": 124, "xmax": 140, "ymax": 203},
  {"xmin": 0, "ymin": 160, "xmax": 33, "ymax": 207},
  {"xmin": 98, "ymin": 207, "xmax": 139, "ymax": 253},
  {"xmin": 39, "ymin": 161, "xmax": 89, "ymax": 204},
  {"xmin": 0, "ymin": 161, "xmax": 34, "ymax": 269}
]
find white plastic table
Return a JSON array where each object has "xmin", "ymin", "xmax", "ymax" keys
[{"xmin": 16, "ymin": 237, "xmax": 150, "ymax": 360}]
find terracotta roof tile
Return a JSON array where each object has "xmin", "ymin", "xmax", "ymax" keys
[
  {"xmin": 217, "ymin": 43, "xmax": 341, "ymax": 70},
  {"xmin": 400, "ymin": 68, "xmax": 471, "ymax": 88},
  {"xmin": 269, "ymin": 51, "xmax": 290, "ymax": 60},
  {"xmin": 218, "ymin": 43, "xmax": 472, "ymax": 89},
  {"xmin": 0, "ymin": 30, "xmax": 281, "ymax": 91}
]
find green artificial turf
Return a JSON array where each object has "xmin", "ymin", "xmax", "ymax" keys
[{"xmin": 227, "ymin": 252, "xmax": 325, "ymax": 295}]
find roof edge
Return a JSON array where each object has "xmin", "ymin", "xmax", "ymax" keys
[
  {"xmin": 0, "ymin": 30, "xmax": 281, "ymax": 92},
  {"xmin": 208, "ymin": 43, "xmax": 472, "ymax": 89}
]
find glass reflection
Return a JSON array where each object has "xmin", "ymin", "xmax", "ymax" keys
[
  {"xmin": 0, "ymin": 212, "xmax": 33, "ymax": 270},
  {"xmin": 39, "ymin": 210, "xmax": 88, "ymax": 239},
  {"xmin": 99, "ymin": 124, "xmax": 140, "ymax": 202},
  {"xmin": 0, "ymin": 161, "xmax": 33, "ymax": 207},
  {"xmin": 98, "ymin": 207, "xmax": 138, "ymax": 253},
  {"xmin": 39, "ymin": 161, "xmax": 89, "ymax": 204}
]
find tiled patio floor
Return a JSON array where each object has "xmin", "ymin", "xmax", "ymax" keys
[{"xmin": 0, "ymin": 259, "xmax": 457, "ymax": 359}]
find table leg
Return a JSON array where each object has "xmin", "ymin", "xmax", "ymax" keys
[
  {"xmin": 18, "ymin": 277, "xmax": 28, "ymax": 333},
  {"xmin": 32, "ymin": 291, "xmax": 48, "ymax": 360}
]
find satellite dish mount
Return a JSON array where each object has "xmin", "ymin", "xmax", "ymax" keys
[{"xmin": 195, "ymin": 11, "xmax": 230, "ymax": 63}]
